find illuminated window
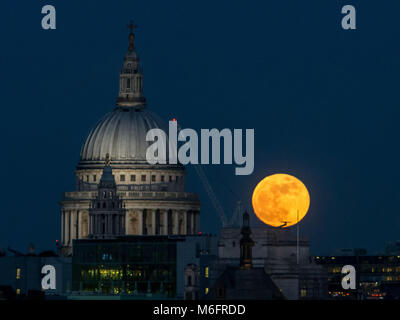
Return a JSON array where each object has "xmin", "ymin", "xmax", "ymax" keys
[
  {"xmin": 16, "ymin": 288, "xmax": 20, "ymax": 295},
  {"xmin": 205, "ymin": 267, "xmax": 209, "ymax": 278},
  {"xmin": 205, "ymin": 287, "xmax": 209, "ymax": 294},
  {"xmin": 16, "ymin": 268, "xmax": 21, "ymax": 280},
  {"xmin": 300, "ymin": 288, "xmax": 307, "ymax": 297}
]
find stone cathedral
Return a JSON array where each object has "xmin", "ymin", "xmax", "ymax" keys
[{"xmin": 60, "ymin": 24, "xmax": 201, "ymax": 256}]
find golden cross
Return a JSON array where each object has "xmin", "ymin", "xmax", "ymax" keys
[{"xmin": 128, "ymin": 20, "xmax": 137, "ymax": 34}]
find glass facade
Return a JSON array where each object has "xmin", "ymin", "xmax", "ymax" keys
[
  {"xmin": 314, "ymin": 255, "xmax": 400, "ymax": 299},
  {"xmin": 72, "ymin": 237, "xmax": 177, "ymax": 298}
]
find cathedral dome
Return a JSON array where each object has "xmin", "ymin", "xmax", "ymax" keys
[
  {"xmin": 78, "ymin": 23, "xmax": 174, "ymax": 168},
  {"xmin": 80, "ymin": 107, "xmax": 168, "ymax": 165}
]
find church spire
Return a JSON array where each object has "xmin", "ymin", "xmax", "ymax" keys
[
  {"xmin": 116, "ymin": 20, "xmax": 146, "ymax": 109},
  {"xmin": 240, "ymin": 211, "xmax": 254, "ymax": 270}
]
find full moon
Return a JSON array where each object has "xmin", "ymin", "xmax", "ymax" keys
[{"xmin": 252, "ymin": 174, "xmax": 310, "ymax": 228}]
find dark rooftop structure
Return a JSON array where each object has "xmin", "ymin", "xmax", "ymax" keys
[{"xmin": 206, "ymin": 212, "xmax": 285, "ymax": 300}]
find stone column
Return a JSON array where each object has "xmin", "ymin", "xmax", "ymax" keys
[
  {"xmin": 190, "ymin": 211, "xmax": 194, "ymax": 234},
  {"xmin": 109, "ymin": 214, "xmax": 113, "ymax": 236},
  {"xmin": 61, "ymin": 211, "xmax": 65, "ymax": 244},
  {"xmin": 92, "ymin": 214, "xmax": 95, "ymax": 235},
  {"xmin": 151, "ymin": 209, "xmax": 156, "ymax": 235},
  {"xmin": 192, "ymin": 211, "xmax": 197, "ymax": 234},
  {"xmin": 89, "ymin": 214, "xmax": 93, "ymax": 235},
  {"xmin": 172, "ymin": 210, "xmax": 179, "ymax": 235},
  {"xmin": 184, "ymin": 210, "xmax": 189, "ymax": 235},
  {"xmin": 117, "ymin": 214, "xmax": 120, "ymax": 235},
  {"xmin": 136, "ymin": 210, "xmax": 142, "ymax": 235},
  {"xmin": 97, "ymin": 214, "xmax": 100, "ymax": 235},
  {"xmin": 195, "ymin": 211, "xmax": 200, "ymax": 233},
  {"xmin": 106, "ymin": 214, "xmax": 110, "ymax": 236},
  {"xmin": 142, "ymin": 210, "xmax": 147, "ymax": 235},
  {"xmin": 178, "ymin": 210, "xmax": 187, "ymax": 235},
  {"xmin": 122, "ymin": 213, "xmax": 126, "ymax": 234},
  {"xmin": 92, "ymin": 214, "xmax": 96, "ymax": 235},
  {"xmin": 78, "ymin": 211, "xmax": 82, "ymax": 238},
  {"xmin": 66, "ymin": 211, "xmax": 71, "ymax": 245},
  {"xmin": 161, "ymin": 210, "xmax": 168, "ymax": 235},
  {"xmin": 81, "ymin": 211, "xmax": 89, "ymax": 238},
  {"xmin": 76, "ymin": 210, "xmax": 80, "ymax": 239},
  {"xmin": 125, "ymin": 211, "xmax": 131, "ymax": 235},
  {"xmin": 70, "ymin": 211, "xmax": 76, "ymax": 242},
  {"xmin": 97, "ymin": 215, "xmax": 101, "ymax": 236}
]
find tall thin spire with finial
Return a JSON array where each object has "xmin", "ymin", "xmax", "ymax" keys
[{"xmin": 116, "ymin": 20, "xmax": 146, "ymax": 108}]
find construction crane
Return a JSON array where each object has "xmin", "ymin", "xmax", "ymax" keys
[
  {"xmin": 172, "ymin": 118, "xmax": 242, "ymax": 228},
  {"xmin": 192, "ymin": 164, "xmax": 228, "ymax": 227},
  {"xmin": 221, "ymin": 184, "xmax": 243, "ymax": 227},
  {"xmin": 174, "ymin": 119, "xmax": 235, "ymax": 227},
  {"xmin": 7, "ymin": 246, "xmax": 25, "ymax": 256},
  {"xmin": 229, "ymin": 200, "xmax": 243, "ymax": 227}
]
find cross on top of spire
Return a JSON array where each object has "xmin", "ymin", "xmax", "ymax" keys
[
  {"xmin": 127, "ymin": 20, "xmax": 137, "ymax": 52},
  {"xmin": 128, "ymin": 20, "xmax": 137, "ymax": 34}
]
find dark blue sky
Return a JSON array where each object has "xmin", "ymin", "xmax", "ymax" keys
[{"xmin": 1, "ymin": 0, "xmax": 399, "ymax": 254}]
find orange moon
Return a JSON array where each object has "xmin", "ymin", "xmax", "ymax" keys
[{"xmin": 252, "ymin": 174, "xmax": 310, "ymax": 228}]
